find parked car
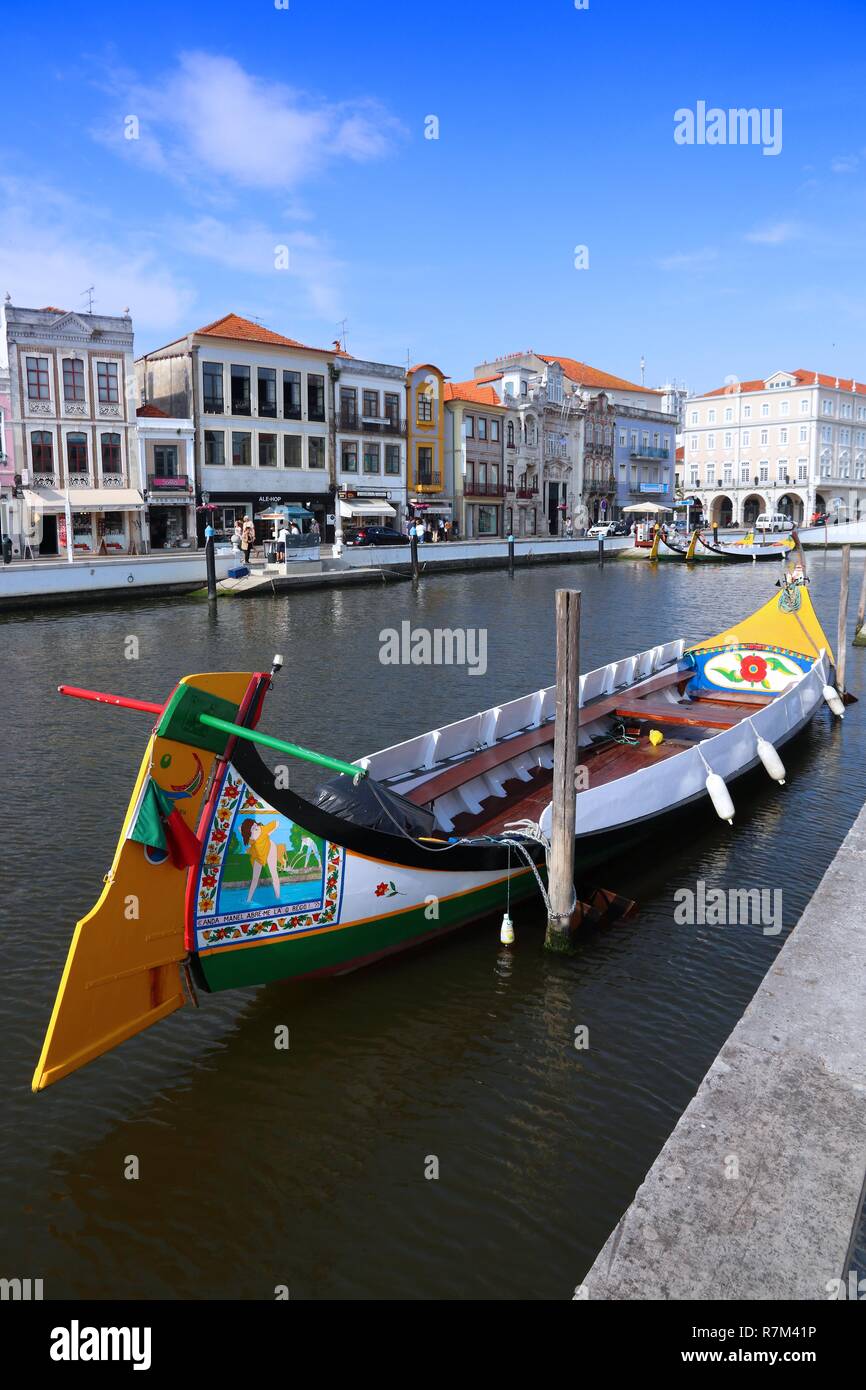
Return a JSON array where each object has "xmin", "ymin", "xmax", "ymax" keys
[
  {"xmin": 609, "ymin": 519, "xmax": 630, "ymax": 536},
  {"xmin": 343, "ymin": 526, "xmax": 410, "ymax": 547},
  {"xmin": 588, "ymin": 521, "xmax": 617, "ymax": 538},
  {"xmin": 755, "ymin": 512, "xmax": 794, "ymax": 533},
  {"xmin": 811, "ymin": 510, "xmax": 830, "ymax": 527}
]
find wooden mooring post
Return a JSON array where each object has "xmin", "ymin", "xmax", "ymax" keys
[
  {"xmin": 205, "ymin": 535, "xmax": 218, "ymax": 602},
  {"xmin": 410, "ymin": 532, "xmax": 420, "ymax": 580},
  {"xmin": 836, "ymin": 544, "xmax": 851, "ymax": 693},
  {"xmin": 507, "ymin": 534, "xmax": 515, "ymax": 577},
  {"xmin": 854, "ymin": 551, "xmax": 866, "ymax": 647},
  {"xmin": 545, "ymin": 587, "xmax": 581, "ymax": 953}
]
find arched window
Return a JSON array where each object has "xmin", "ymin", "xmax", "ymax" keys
[
  {"xmin": 507, "ymin": 421, "xmax": 515, "ymax": 447},
  {"xmin": 67, "ymin": 433, "xmax": 88, "ymax": 473},
  {"xmin": 31, "ymin": 430, "xmax": 53, "ymax": 472},
  {"xmin": 101, "ymin": 432, "xmax": 122, "ymax": 474}
]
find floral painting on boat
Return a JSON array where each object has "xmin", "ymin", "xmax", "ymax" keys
[{"xmin": 686, "ymin": 643, "xmax": 812, "ymax": 697}]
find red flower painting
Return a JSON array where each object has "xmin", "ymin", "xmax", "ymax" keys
[
  {"xmin": 739, "ymin": 654, "xmax": 768, "ymax": 684},
  {"xmin": 375, "ymin": 880, "xmax": 399, "ymax": 898}
]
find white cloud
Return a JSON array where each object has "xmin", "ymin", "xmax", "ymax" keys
[
  {"xmin": 171, "ymin": 215, "xmax": 345, "ymax": 318},
  {"xmin": 831, "ymin": 154, "xmax": 858, "ymax": 174},
  {"xmin": 657, "ymin": 247, "xmax": 718, "ymax": 271},
  {"xmin": 744, "ymin": 221, "xmax": 803, "ymax": 245},
  {"xmin": 99, "ymin": 52, "xmax": 404, "ymax": 193},
  {"xmin": 0, "ymin": 177, "xmax": 194, "ymax": 334}
]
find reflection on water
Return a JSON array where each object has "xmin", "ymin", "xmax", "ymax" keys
[{"xmin": 2, "ymin": 552, "xmax": 863, "ymax": 1298}]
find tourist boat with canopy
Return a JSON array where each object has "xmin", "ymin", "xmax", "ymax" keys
[{"xmin": 33, "ymin": 568, "xmax": 845, "ymax": 1091}]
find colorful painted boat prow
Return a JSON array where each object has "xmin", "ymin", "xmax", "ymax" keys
[
  {"xmin": 31, "ymin": 670, "xmax": 265, "ymax": 1092},
  {"xmin": 684, "ymin": 580, "xmax": 834, "ymax": 696}
]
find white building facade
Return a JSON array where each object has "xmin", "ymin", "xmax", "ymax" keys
[
  {"xmin": 136, "ymin": 404, "xmax": 197, "ymax": 549},
  {"xmin": 3, "ymin": 301, "xmax": 144, "ymax": 556},
  {"xmin": 685, "ymin": 370, "xmax": 866, "ymax": 527},
  {"xmin": 137, "ymin": 314, "xmax": 341, "ymax": 543},
  {"xmin": 334, "ymin": 356, "xmax": 406, "ymax": 535}
]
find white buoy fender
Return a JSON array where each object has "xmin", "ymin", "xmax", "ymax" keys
[
  {"xmin": 705, "ymin": 771, "xmax": 735, "ymax": 824},
  {"xmin": 500, "ymin": 913, "xmax": 514, "ymax": 946},
  {"xmin": 756, "ymin": 735, "xmax": 786, "ymax": 785},
  {"xmin": 823, "ymin": 684, "xmax": 845, "ymax": 718}
]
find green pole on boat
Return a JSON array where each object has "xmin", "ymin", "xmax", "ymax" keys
[{"xmin": 197, "ymin": 713, "xmax": 365, "ymax": 780}]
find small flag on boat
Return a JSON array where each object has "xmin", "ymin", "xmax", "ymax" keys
[{"xmin": 128, "ymin": 778, "xmax": 201, "ymax": 868}]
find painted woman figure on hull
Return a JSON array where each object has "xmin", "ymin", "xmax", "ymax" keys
[{"xmin": 240, "ymin": 817, "xmax": 282, "ymax": 902}]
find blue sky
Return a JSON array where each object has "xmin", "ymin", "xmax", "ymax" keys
[{"xmin": 4, "ymin": 0, "xmax": 866, "ymax": 393}]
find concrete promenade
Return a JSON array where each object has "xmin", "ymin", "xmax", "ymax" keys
[{"xmin": 582, "ymin": 801, "xmax": 866, "ymax": 1301}]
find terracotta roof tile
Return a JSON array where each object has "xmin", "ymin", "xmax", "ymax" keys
[
  {"xmin": 703, "ymin": 369, "xmax": 864, "ymax": 397},
  {"xmin": 444, "ymin": 380, "xmax": 504, "ymax": 407},
  {"xmin": 195, "ymin": 312, "xmax": 339, "ymax": 355},
  {"xmin": 136, "ymin": 403, "xmax": 171, "ymax": 417},
  {"xmin": 540, "ymin": 354, "xmax": 661, "ymax": 394}
]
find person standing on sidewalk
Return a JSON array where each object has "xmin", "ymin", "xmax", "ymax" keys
[{"xmin": 241, "ymin": 517, "xmax": 255, "ymax": 565}]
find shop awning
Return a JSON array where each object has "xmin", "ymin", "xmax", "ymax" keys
[
  {"xmin": 339, "ymin": 499, "xmax": 396, "ymax": 518},
  {"xmin": 410, "ymin": 501, "xmax": 452, "ymax": 515},
  {"xmin": 23, "ymin": 487, "xmax": 144, "ymax": 513},
  {"xmin": 22, "ymin": 487, "xmax": 66, "ymax": 514}
]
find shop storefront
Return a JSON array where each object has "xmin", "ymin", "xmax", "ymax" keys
[
  {"xmin": 407, "ymin": 497, "xmax": 454, "ymax": 536},
  {"xmin": 197, "ymin": 490, "xmax": 329, "ymax": 545},
  {"xmin": 339, "ymin": 494, "xmax": 398, "ymax": 529},
  {"xmin": 21, "ymin": 486, "xmax": 146, "ymax": 556},
  {"xmin": 464, "ymin": 502, "xmax": 502, "ymax": 538},
  {"xmin": 145, "ymin": 477, "xmax": 196, "ymax": 550}
]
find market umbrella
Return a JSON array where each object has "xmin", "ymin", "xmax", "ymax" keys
[{"xmin": 621, "ymin": 502, "xmax": 673, "ymax": 513}]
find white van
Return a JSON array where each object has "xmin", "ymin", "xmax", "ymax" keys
[{"xmin": 755, "ymin": 512, "xmax": 793, "ymax": 533}]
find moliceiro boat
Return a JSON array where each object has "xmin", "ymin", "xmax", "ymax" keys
[
  {"xmin": 33, "ymin": 572, "xmax": 843, "ymax": 1091},
  {"xmin": 657, "ymin": 528, "xmax": 796, "ymax": 563}
]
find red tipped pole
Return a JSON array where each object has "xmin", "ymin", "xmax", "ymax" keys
[{"xmin": 58, "ymin": 685, "xmax": 164, "ymax": 715}]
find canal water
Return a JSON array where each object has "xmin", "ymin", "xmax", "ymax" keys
[{"xmin": 3, "ymin": 552, "xmax": 864, "ymax": 1299}]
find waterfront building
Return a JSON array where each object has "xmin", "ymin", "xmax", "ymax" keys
[
  {"xmin": 3, "ymin": 301, "xmax": 144, "ymax": 555},
  {"xmin": 474, "ymin": 362, "xmax": 544, "ymax": 535},
  {"xmin": 685, "ymin": 369, "xmax": 866, "ymax": 526},
  {"xmin": 612, "ymin": 402, "xmax": 678, "ymax": 520},
  {"xmin": 0, "ymin": 366, "xmax": 15, "ymax": 548},
  {"xmin": 471, "ymin": 353, "xmax": 580, "ymax": 533},
  {"xmin": 472, "ymin": 351, "xmax": 677, "ymax": 528},
  {"xmin": 444, "ymin": 382, "xmax": 506, "ymax": 538},
  {"xmin": 406, "ymin": 363, "xmax": 451, "ymax": 529},
  {"xmin": 540, "ymin": 356, "xmax": 676, "ymax": 522},
  {"xmin": 335, "ymin": 354, "xmax": 406, "ymax": 535},
  {"xmin": 136, "ymin": 313, "xmax": 345, "ymax": 542},
  {"xmin": 136, "ymin": 404, "xmax": 197, "ymax": 549}
]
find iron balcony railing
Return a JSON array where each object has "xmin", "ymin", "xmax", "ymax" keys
[
  {"xmin": 629, "ymin": 446, "xmax": 670, "ymax": 460},
  {"xmin": 340, "ymin": 410, "xmax": 404, "ymax": 435},
  {"xmin": 464, "ymin": 481, "xmax": 507, "ymax": 498}
]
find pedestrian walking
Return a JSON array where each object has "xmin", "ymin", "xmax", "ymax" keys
[
  {"xmin": 241, "ymin": 517, "xmax": 255, "ymax": 564},
  {"xmin": 277, "ymin": 524, "xmax": 288, "ymax": 561}
]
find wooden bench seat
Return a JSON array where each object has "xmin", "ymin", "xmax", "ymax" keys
[
  {"xmin": 403, "ymin": 666, "xmax": 685, "ymax": 807},
  {"xmin": 612, "ymin": 696, "xmax": 754, "ymax": 731}
]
